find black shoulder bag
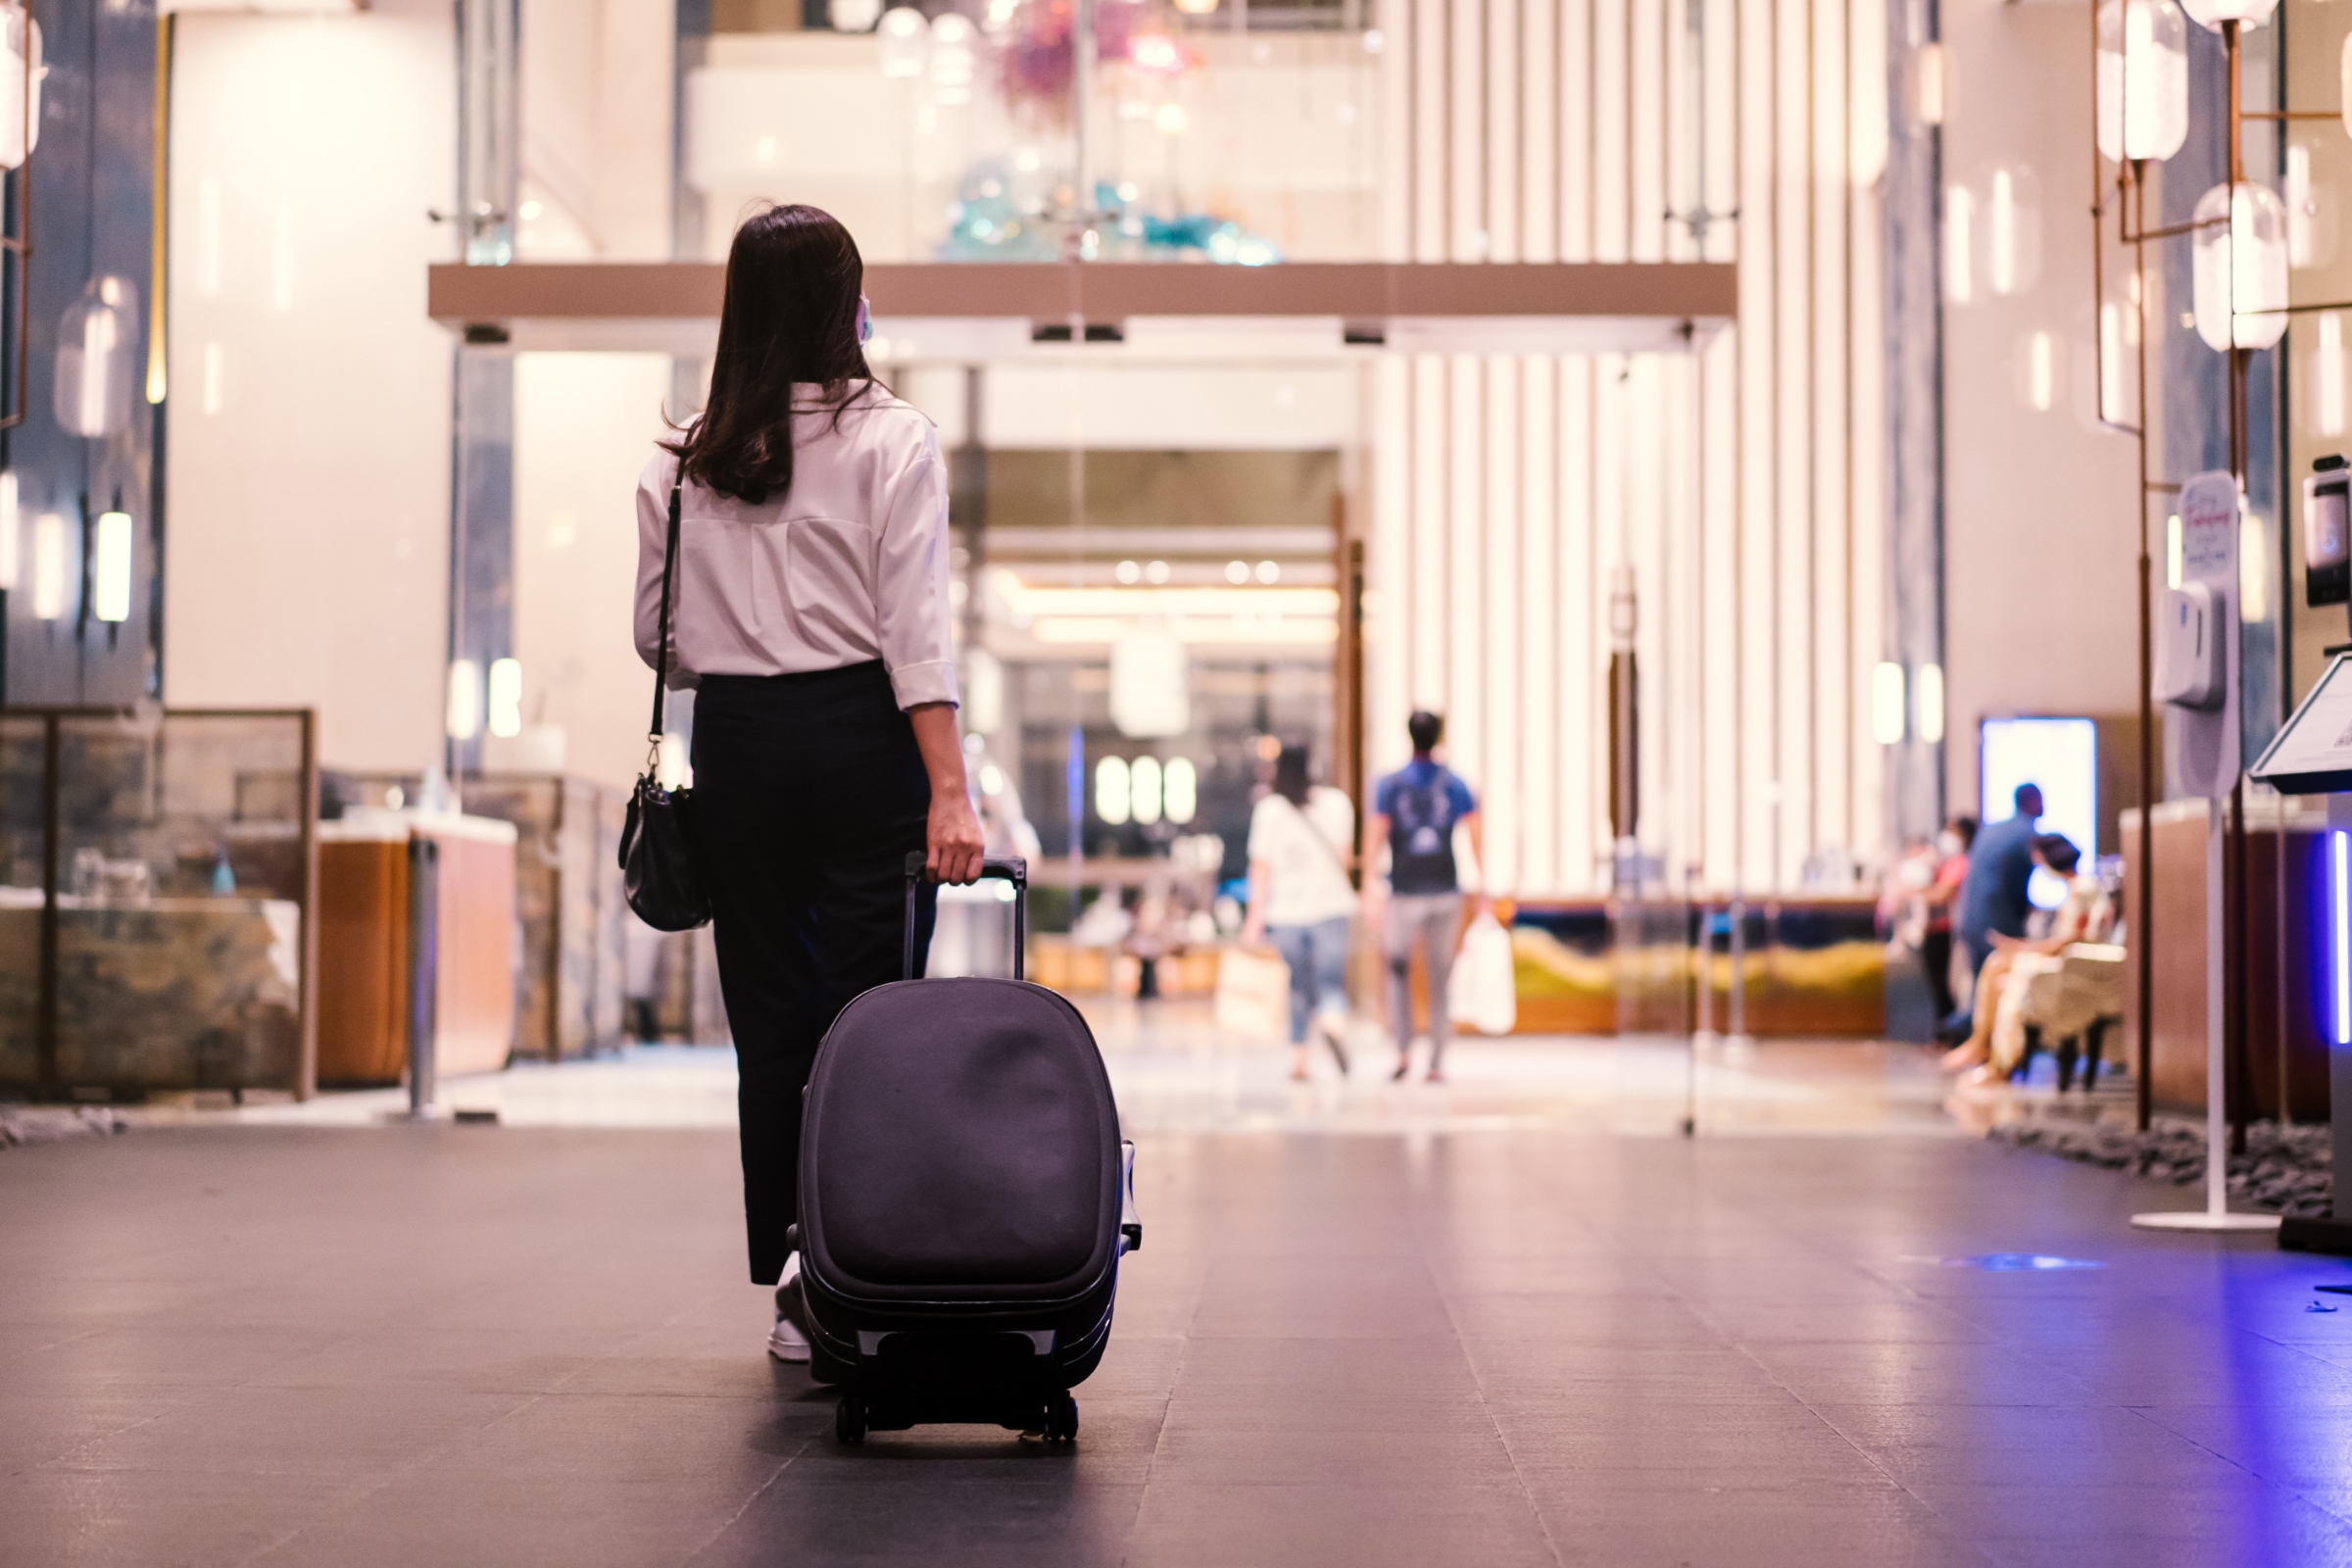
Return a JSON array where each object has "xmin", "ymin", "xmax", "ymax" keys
[{"xmin": 618, "ymin": 473, "xmax": 711, "ymax": 931}]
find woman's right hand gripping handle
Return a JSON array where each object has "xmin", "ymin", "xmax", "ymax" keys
[{"xmin": 907, "ymin": 702, "xmax": 986, "ymax": 885}]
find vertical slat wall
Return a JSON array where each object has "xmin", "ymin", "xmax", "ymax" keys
[{"xmin": 1364, "ymin": 0, "xmax": 1886, "ymax": 895}]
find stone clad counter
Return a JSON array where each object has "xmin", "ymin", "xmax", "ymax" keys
[
  {"xmin": 0, "ymin": 892, "xmax": 302, "ymax": 1092},
  {"xmin": 2, "ymin": 706, "xmax": 319, "ymax": 1100}
]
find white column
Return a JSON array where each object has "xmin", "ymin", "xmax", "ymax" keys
[
  {"xmin": 1483, "ymin": 355, "xmax": 1523, "ymax": 891},
  {"xmin": 1521, "ymin": 356, "xmax": 1561, "ymax": 893}
]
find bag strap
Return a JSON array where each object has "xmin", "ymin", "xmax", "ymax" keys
[
  {"xmin": 646, "ymin": 470, "xmax": 683, "ymax": 773},
  {"xmin": 1284, "ymin": 790, "xmax": 1349, "ymax": 879}
]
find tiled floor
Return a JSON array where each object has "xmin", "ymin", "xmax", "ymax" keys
[{"xmin": 5, "ymin": 1105, "xmax": 2351, "ymax": 1566}]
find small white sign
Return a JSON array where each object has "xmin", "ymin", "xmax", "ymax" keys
[{"xmin": 2252, "ymin": 655, "xmax": 2352, "ymax": 791}]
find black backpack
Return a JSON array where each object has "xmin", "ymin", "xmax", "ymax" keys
[{"xmin": 1389, "ymin": 771, "xmax": 1460, "ymax": 893}]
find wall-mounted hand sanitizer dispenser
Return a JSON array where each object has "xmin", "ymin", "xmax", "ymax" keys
[
  {"xmin": 2157, "ymin": 582, "xmax": 2225, "ymax": 710},
  {"xmin": 2307, "ymin": 455, "xmax": 2350, "ymax": 609}
]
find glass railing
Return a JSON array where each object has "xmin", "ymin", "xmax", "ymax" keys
[{"xmin": 683, "ymin": 15, "xmax": 1380, "ymax": 263}]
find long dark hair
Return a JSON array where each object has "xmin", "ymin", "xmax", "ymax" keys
[
  {"xmin": 1273, "ymin": 743, "xmax": 1312, "ymax": 808},
  {"xmin": 663, "ymin": 204, "xmax": 875, "ymax": 505}
]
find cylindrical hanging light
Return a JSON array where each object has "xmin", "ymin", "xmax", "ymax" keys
[
  {"xmin": 0, "ymin": 472, "xmax": 18, "ymax": 592},
  {"xmin": 486, "ymin": 657, "xmax": 523, "ymax": 738},
  {"xmin": 2340, "ymin": 34, "xmax": 2352, "ymax": 143},
  {"xmin": 446, "ymin": 660, "xmax": 482, "ymax": 741},
  {"xmin": 1985, "ymin": 166, "xmax": 2041, "ymax": 296},
  {"xmin": 92, "ymin": 510, "xmax": 131, "ymax": 623},
  {"xmin": 930, "ymin": 13, "xmax": 976, "ymax": 104},
  {"xmin": 0, "ymin": 1, "xmax": 43, "ymax": 172},
  {"xmin": 1130, "ymin": 756, "xmax": 1163, "ymax": 825},
  {"xmin": 1108, "ymin": 625, "xmax": 1191, "ymax": 737},
  {"xmin": 30, "ymin": 511, "xmax": 64, "ymax": 620},
  {"xmin": 2179, "ymin": 0, "xmax": 2278, "ymax": 30},
  {"xmin": 1164, "ymin": 758, "xmax": 1198, "ymax": 824},
  {"xmin": 2095, "ymin": 0, "xmax": 2188, "ymax": 163},
  {"xmin": 879, "ymin": 7, "xmax": 926, "ymax": 78},
  {"xmin": 1095, "ymin": 756, "xmax": 1131, "ymax": 826},
  {"xmin": 54, "ymin": 278, "xmax": 136, "ymax": 439},
  {"xmin": 2192, "ymin": 181, "xmax": 2290, "ymax": 351}
]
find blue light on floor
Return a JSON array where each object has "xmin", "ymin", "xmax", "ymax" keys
[{"xmin": 1941, "ymin": 1253, "xmax": 2105, "ymax": 1271}]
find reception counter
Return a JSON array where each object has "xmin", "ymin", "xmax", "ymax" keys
[
  {"xmin": 317, "ymin": 811, "xmax": 517, "ymax": 1087},
  {"xmin": 1510, "ymin": 897, "xmax": 1885, "ymax": 1037}
]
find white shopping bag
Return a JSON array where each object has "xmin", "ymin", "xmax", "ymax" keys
[
  {"xmin": 1213, "ymin": 945, "xmax": 1293, "ymax": 1043},
  {"xmin": 1455, "ymin": 912, "xmax": 1518, "ymax": 1036}
]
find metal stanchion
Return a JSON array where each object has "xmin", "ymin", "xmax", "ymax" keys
[{"xmin": 399, "ymin": 835, "xmax": 441, "ymax": 1122}]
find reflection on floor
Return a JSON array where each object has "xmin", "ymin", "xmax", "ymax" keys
[
  {"xmin": 5, "ymin": 1116, "xmax": 2348, "ymax": 1566},
  {"xmin": 143, "ymin": 1000, "xmax": 1965, "ymax": 1137}
]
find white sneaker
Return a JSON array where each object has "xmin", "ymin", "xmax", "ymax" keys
[{"xmin": 768, "ymin": 1252, "xmax": 811, "ymax": 1362}]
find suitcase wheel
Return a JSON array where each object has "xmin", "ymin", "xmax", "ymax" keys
[
  {"xmin": 836, "ymin": 1393, "xmax": 867, "ymax": 1446},
  {"xmin": 1041, "ymin": 1392, "xmax": 1079, "ymax": 1446}
]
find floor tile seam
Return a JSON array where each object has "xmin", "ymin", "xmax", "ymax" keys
[
  {"xmin": 7, "ymin": 1398, "xmax": 193, "ymax": 1481},
  {"xmin": 1442, "ymin": 1284, "xmax": 1574, "ymax": 1568},
  {"xmin": 1748, "ymin": 1288, "xmax": 2114, "ymax": 1402},
  {"xmin": 1120, "ymin": 1343, "xmax": 1184, "ymax": 1566},
  {"xmin": 2128, "ymin": 1404, "xmax": 2352, "ymax": 1514},
  {"xmin": 679, "ymin": 1440, "xmax": 808, "ymax": 1566},
  {"xmin": 2111, "ymin": 1401, "xmax": 2314, "ymax": 1499},
  {"xmin": 2298, "ymin": 1484, "xmax": 2352, "ymax": 1531},
  {"xmin": 1719, "ymin": 1339, "xmax": 1979, "ymax": 1533},
  {"xmin": 229, "ymin": 1388, "xmax": 562, "ymax": 1567},
  {"xmin": 0, "ymin": 1324, "xmax": 113, "ymax": 1364}
]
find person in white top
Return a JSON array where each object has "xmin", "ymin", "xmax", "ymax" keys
[
  {"xmin": 1241, "ymin": 744, "xmax": 1357, "ymax": 1081},
  {"xmin": 631, "ymin": 205, "xmax": 984, "ymax": 1366}
]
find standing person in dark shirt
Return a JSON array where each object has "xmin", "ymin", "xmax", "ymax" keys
[
  {"xmin": 1365, "ymin": 711, "xmax": 1485, "ymax": 1084},
  {"xmin": 1941, "ymin": 783, "xmax": 2041, "ymax": 1055}
]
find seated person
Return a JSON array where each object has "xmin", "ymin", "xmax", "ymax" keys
[{"xmin": 1940, "ymin": 833, "xmax": 2112, "ymax": 1080}]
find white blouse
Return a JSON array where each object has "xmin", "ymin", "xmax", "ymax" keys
[
  {"xmin": 1246, "ymin": 786, "xmax": 1358, "ymax": 927},
  {"xmin": 633, "ymin": 385, "xmax": 959, "ymax": 711}
]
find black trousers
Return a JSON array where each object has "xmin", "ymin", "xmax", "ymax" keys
[
  {"xmin": 1920, "ymin": 929, "xmax": 1955, "ymax": 1025},
  {"xmin": 691, "ymin": 662, "xmax": 936, "ymax": 1286}
]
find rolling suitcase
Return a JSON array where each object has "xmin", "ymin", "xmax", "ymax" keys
[{"xmin": 789, "ymin": 852, "xmax": 1140, "ymax": 1446}]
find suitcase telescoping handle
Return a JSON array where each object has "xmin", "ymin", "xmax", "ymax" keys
[{"xmin": 903, "ymin": 851, "xmax": 1028, "ymax": 981}]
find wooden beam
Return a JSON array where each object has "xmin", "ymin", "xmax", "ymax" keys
[{"xmin": 427, "ymin": 261, "xmax": 1738, "ymax": 329}]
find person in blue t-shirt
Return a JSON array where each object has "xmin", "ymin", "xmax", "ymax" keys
[
  {"xmin": 1938, "ymin": 782, "xmax": 2042, "ymax": 1051},
  {"xmin": 1365, "ymin": 710, "xmax": 1485, "ymax": 1084}
]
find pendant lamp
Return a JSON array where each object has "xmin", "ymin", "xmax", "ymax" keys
[
  {"xmin": 0, "ymin": 472, "xmax": 16, "ymax": 592},
  {"xmin": 2095, "ymin": 0, "xmax": 2188, "ymax": 163},
  {"xmin": 2341, "ymin": 34, "xmax": 2352, "ymax": 143},
  {"xmin": 1109, "ymin": 625, "xmax": 1190, "ymax": 738},
  {"xmin": 1096, "ymin": 756, "xmax": 1131, "ymax": 825},
  {"xmin": 930, "ymin": 13, "xmax": 975, "ymax": 104},
  {"xmin": 92, "ymin": 509, "xmax": 131, "ymax": 623},
  {"xmin": 2191, "ymin": 181, "xmax": 2290, "ymax": 351},
  {"xmin": 0, "ymin": 1, "xmax": 42, "ymax": 171},
  {"xmin": 1163, "ymin": 757, "xmax": 1198, "ymax": 824},
  {"xmin": 879, "ymin": 8, "xmax": 925, "ymax": 78},
  {"xmin": 54, "ymin": 278, "xmax": 135, "ymax": 439}
]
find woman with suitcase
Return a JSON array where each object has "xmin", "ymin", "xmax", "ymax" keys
[{"xmin": 632, "ymin": 204, "xmax": 986, "ymax": 1363}]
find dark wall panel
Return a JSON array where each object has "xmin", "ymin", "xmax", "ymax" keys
[{"xmin": 2, "ymin": 0, "xmax": 160, "ymax": 707}]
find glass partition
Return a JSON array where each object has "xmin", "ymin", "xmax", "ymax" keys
[
  {"xmin": 684, "ymin": 16, "xmax": 1379, "ymax": 264},
  {"xmin": 968, "ymin": 445, "xmax": 1343, "ymax": 995},
  {"xmin": 0, "ymin": 708, "xmax": 316, "ymax": 1101}
]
